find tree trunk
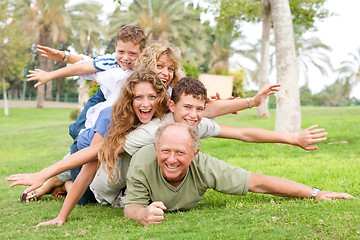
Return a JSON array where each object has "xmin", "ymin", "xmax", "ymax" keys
[
  {"xmin": 257, "ymin": 0, "xmax": 272, "ymax": 118},
  {"xmin": 45, "ymin": 54, "xmax": 53, "ymax": 101},
  {"xmin": 36, "ymin": 56, "xmax": 47, "ymax": 109},
  {"xmin": 1, "ymin": 70, "xmax": 9, "ymax": 116},
  {"xmin": 56, "ymin": 79, "xmax": 61, "ymax": 102},
  {"xmin": 36, "ymin": 32, "xmax": 51, "ymax": 108},
  {"xmin": 270, "ymin": 0, "xmax": 301, "ymax": 133}
]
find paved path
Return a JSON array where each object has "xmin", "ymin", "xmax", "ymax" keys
[{"xmin": 0, "ymin": 100, "xmax": 78, "ymax": 108}]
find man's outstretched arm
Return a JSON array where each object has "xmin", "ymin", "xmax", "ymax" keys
[{"xmin": 249, "ymin": 173, "xmax": 355, "ymax": 200}]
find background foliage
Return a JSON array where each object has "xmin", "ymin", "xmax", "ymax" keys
[{"xmin": 1, "ymin": 0, "xmax": 358, "ymax": 106}]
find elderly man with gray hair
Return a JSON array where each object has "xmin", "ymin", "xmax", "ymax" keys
[{"xmin": 124, "ymin": 123, "xmax": 354, "ymax": 226}]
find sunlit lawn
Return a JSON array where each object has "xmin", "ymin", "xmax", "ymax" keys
[{"xmin": 0, "ymin": 106, "xmax": 359, "ymax": 239}]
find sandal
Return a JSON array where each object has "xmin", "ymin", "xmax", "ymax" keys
[{"xmin": 20, "ymin": 190, "xmax": 40, "ymax": 203}]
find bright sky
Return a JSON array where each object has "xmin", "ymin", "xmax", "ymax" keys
[
  {"xmin": 72, "ymin": 0, "xmax": 360, "ymax": 99},
  {"xmin": 305, "ymin": 0, "xmax": 360, "ymax": 98}
]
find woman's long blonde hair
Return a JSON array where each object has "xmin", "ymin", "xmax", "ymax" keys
[
  {"xmin": 133, "ymin": 41, "xmax": 185, "ymax": 88},
  {"xmin": 98, "ymin": 69, "xmax": 169, "ymax": 182}
]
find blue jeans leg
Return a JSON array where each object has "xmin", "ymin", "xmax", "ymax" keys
[{"xmin": 69, "ymin": 87, "xmax": 105, "ymax": 140}]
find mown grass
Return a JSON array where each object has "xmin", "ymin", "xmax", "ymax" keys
[{"xmin": 0, "ymin": 106, "xmax": 359, "ymax": 239}]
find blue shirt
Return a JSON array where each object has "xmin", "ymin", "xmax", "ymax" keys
[{"xmin": 76, "ymin": 106, "xmax": 112, "ymax": 150}]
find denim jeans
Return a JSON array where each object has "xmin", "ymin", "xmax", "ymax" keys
[
  {"xmin": 69, "ymin": 139, "xmax": 97, "ymax": 205},
  {"xmin": 68, "ymin": 88, "xmax": 105, "ymax": 140}
]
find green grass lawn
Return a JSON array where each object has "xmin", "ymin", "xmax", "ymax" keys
[{"xmin": 1, "ymin": 106, "xmax": 359, "ymax": 239}]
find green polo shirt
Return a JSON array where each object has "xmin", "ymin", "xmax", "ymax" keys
[{"xmin": 125, "ymin": 144, "xmax": 251, "ymax": 211}]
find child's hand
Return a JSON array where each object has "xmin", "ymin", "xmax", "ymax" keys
[
  {"xmin": 27, "ymin": 69, "xmax": 51, "ymax": 88},
  {"xmin": 37, "ymin": 45, "xmax": 65, "ymax": 62}
]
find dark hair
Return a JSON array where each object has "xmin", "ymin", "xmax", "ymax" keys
[
  {"xmin": 171, "ymin": 77, "xmax": 207, "ymax": 104},
  {"xmin": 116, "ymin": 25, "xmax": 147, "ymax": 51}
]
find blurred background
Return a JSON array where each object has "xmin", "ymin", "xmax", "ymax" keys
[{"xmin": 1, "ymin": 0, "xmax": 359, "ymax": 110}]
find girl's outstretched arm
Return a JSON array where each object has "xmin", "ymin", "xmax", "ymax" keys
[
  {"xmin": 36, "ymin": 161, "xmax": 98, "ymax": 226},
  {"xmin": 7, "ymin": 142, "xmax": 102, "ymax": 194}
]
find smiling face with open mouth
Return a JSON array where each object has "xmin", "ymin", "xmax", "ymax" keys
[
  {"xmin": 155, "ymin": 125, "xmax": 198, "ymax": 187},
  {"xmin": 168, "ymin": 94, "xmax": 206, "ymax": 127},
  {"xmin": 132, "ymin": 81, "xmax": 158, "ymax": 124},
  {"xmin": 115, "ymin": 40, "xmax": 141, "ymax": 70},
  {"xmin": 153, "ymin": 54, "xmax": 175, "ymax": 88}
]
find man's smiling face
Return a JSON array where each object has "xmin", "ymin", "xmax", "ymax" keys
[{"xmin": 155, "ymin": 124, "xmax": 198, "ymax": 187}]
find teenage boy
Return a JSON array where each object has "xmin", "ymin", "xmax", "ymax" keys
[{"xmin": 124, "ymin": 123, "xmax": 354, "ymax": 226}]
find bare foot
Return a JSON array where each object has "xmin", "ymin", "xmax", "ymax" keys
[{"xmin": 51, "ymin": 185, "xmax": 67, "ymax": 199}]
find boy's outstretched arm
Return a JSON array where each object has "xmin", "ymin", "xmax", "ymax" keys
[
  {"xmin": 203, "ymin": 84, "xmax": 280, "ymax": 119},
  {"xmin": 27, "ymin": 61, "xmax": 97, "ymax": 88},
  {"xmin": 37, "ymin": 45, "xmax": 84, "ymax": 64},
  {"xmin": 216, "ymin": 124, "xmax": 328, "ymax": 150}
]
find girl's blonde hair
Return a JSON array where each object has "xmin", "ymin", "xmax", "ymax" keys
[
  {"xmin": 98, "ymin": 69, "xmax": 169, "ymax": 182},
  {"xmin": 133, "ymin": 41, "xmax": 186, "ymax": 88}
]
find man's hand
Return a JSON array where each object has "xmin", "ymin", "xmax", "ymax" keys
[
  {"xmin": 250, "ymin": 84, "xmax": 281, "ymax": 107},
  {"xmin": 36, "ymin": 217, "xmax": 65, "ymax": 227},
  {"xmin": 315, "ymin": 191, "xmax": 355, "ymax": 200},
  {"xmin": 27, "ymin": 69, "xmax": 51, "ymax": 88},
  {"xmin": 7, "ymin": 172, "xmax": 46, "ymax": 195},
  {"xmin": 37, "ymin": 45, "xmax": 65, "ymax": 62},
  {"xmin": 140, "ymin": 202, "xmax": 167, "ymax": 226},
  {"xmin": 295, "ymin": 125, "xmax": 328, "ymax": 150}
]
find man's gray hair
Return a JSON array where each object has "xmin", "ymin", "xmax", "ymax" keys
[{"xmin": 155, "ymin": 123, "xmax": 200, "ymax": 154}]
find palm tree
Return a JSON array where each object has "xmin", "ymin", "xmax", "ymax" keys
[
  {"xmin": 257, "ymin": 0, "xmax": 272, "ymax": 118},
  {"xmin": 66, "ymin": 2, "xmax": 105, "ymax": 55},
  {"xmin": 20, "ymin": 0, "xmax": 104, "ymax": 108},
  {"xmin": 108, "ymin": 0, "xmax": 208, "ymax": 67},
  {"xmin": 65, "ymin": 2, "xmax": 104, "ymax": 109},
  {"xmin": 22, "ymin": 0, "xmax": 69, "ymax": 108},
  {"xmin": 208, "ymin": 32, "xmax": 234, "ymax": 74},
  {"xmin": 296, "ymin": 35, "xmax": 333, "ymax": 90},
  {"xmin": 338, "ymin": 48, "xmax": 360, "ymax": 94},
  {"xmin": 270, "ymin": 0, "xmax": 301, "ymax": 133}
]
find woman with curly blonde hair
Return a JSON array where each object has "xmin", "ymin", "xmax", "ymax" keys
[{"xmin": 133, "ymin": 41, "xmax": 185, "ymax": 90}]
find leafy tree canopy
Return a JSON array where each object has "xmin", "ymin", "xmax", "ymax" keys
[{"xmin": 206, "ymin": 0, "xmax": 331, "ymax": 37}]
